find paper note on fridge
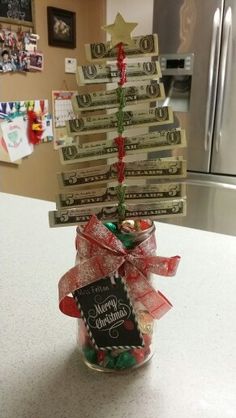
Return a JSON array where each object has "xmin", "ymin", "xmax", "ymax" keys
[{"xmin": 1, "ymin": 116, "xmax": 33, "ymax": 162}]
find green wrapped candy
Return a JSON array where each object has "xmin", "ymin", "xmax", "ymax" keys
[
  {"xmin": 104, "ymin": 222, "xmax": 117, "ymax": 234},
  {"xmin": 105, "ymin": 354, "xmax": 116, "ymax": 369},
  {"xmin": 104, "ymin": 222, "xmax": 134, "ymax": 249},
  {"xmin": 83, "ymin": 347, "xmax": 97, "ymax": 364},
  {"xmin": 115, "ymin": 351, "xmax": 136, "ymax": 369},
  {"xmin": 116, "ymin": 232, "xmax": 134, "ymax": 249}
]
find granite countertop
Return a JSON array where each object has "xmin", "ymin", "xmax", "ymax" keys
[{"xmin": 1, "ymin": 192, "xmax": 236, "ymax": 418}]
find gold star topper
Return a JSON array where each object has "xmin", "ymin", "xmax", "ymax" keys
[{"xmin": 102, "ymin": 13, "xmax": 137, "ymax": 47}]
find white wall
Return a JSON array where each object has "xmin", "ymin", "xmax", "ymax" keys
[{"xmin": 106, "ymin": 0, "xmax": 154, "ymax": 35}]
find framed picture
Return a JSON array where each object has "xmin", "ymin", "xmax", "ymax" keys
[
  {"xmin": 47, "ymin": 7, "xmax": 76, "ymax": 49},
  {"xmin": 0, "ymin": 0, "xmax": 34, "ymax": 27},
  {"xmin": 28, "ymin": 52, "xmax": 44, "ymax": 71}
]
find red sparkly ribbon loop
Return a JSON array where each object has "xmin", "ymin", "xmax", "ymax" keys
[
  {"xmin": 58, "ymin": 216, "xmax": 180, "ymax": 320},
  {"xmin": 117, "ymin": 42, "xmax": 127, "ymax": 86},
  {"xmin": 115, "ymin": 135, "xmax": 126, "ymax": 160}
]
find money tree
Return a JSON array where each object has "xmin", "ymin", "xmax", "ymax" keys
[
  {"xmin": 49, "ymin": 13, "xmax": 186, "ymax": 372},
  {"xmin": 49, "ymin": 13, "xmax": 186, "ymax": 227}
]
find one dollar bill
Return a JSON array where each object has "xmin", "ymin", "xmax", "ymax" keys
[
  {"xmin": 49, "ymin": 199, "xmax": 186, "ymax": 227},
  {"xmin": 66, "ymin": 106, "xmax": 173, "ymax": 136},
  {"xmin": 76, "ymin": 61, "xmax": 162, "ymax": 85},
  {"xmin": 56, "ymin": 183, "xmax": 186, "ymax": 209},
  {"xmin": 58, "ymin": 159, "xmax": 186, "ymax": 188},
  {"xmin": 85, "ymin": 34, "xmax": 159, "ymax": 62},
  {"xmin": 59, "ymin": 128, "xmax": 186, "ymax": 165},
  {"xmin": 72, "ymin": 81, "xmax": 165, "ymax": 112}
]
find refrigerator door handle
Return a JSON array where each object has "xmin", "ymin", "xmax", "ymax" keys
[
  {"xmin": 204, "ymin": 8, "xmax": 221, "ymax": 152},
  {"xmin": 215, "ymin": 6, "xmax": 232, "ymax": 152}
]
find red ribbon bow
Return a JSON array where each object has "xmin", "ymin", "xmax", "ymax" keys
[{"xmin": 58, "ymin": 216, "xmax": 180, "ymax": 320}]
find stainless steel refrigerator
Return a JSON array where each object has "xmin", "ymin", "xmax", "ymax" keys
[{"xmin": 153, "ymin": 0, "xmax": 236, "ymax": 236}]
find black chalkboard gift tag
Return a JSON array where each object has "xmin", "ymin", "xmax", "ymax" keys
[{"xmin": 73, "ymin": 276, "xmax": 144, "ymax": 350}]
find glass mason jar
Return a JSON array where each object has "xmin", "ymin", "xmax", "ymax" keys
[{"xmin": 76, "ymin": 220, "xmax": 157, "ymax": 372}]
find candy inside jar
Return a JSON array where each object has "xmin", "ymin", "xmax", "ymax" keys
[
  {"xmin": 77, "ymin": 307, "xmax": 155, "ymax": 372},
  {"xmin": 75, "ymin": 219, "xmax": 157, "ymax": 372},
  {"xmin": 106, "ymin": 219, "xmax": 155, "ymax": 249}
]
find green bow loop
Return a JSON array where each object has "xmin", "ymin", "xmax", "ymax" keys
[
  {"xmin": 117, "ymin": 184, "xmax": 126, "ymax": 203},
  {"xmin": 116, "ymin": 109, "xmax": 125, "ymax": 134},
  {"xmin": 117, "ymin": 202, "xmax": 126, "ymax": 220},
  {"xmin": 116, "ymin": 86, "xmax": 126, "ymax": 109}
]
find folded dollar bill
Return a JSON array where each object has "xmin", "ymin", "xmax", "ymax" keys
[
  {"xmin": 49, "ymin": 198, "xmax": 186, "ymax": 227},
  {"xmin": 58, "ymin": 159, "xmax": 186, "ymax": 188},
  {"xmin": 85, "ymin": 34, "xmax": 159, "ymax": 62},
  {"xmin": 59, "ymin": 128, "xmax": 186, "ymax": 165},
  {"xmin": 56, "ymin": 183, "xmax": 186, "ymax": 209},
  {"xmin": 66, "ymin": 106, "xmax": 173, "ymax": 136},
  {"xmin": 76, "ymin": 61, "xmax": 162, "ymax": 85},
  {"xmin": 72, "ymin": 81, "xmax": 165, "ymax": 112}
]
